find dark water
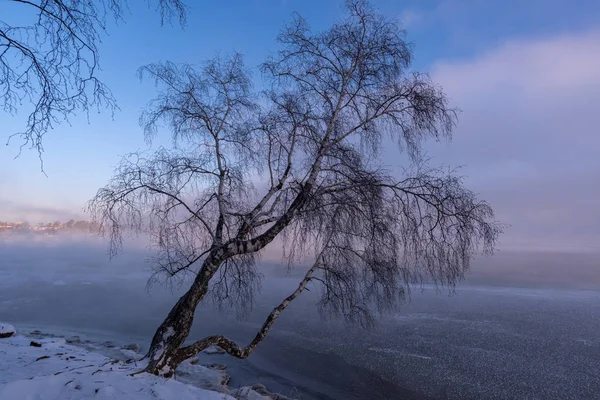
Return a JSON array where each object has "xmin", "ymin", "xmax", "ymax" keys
[
  {"xmin": 223, "ymin": 283, "xmax": 600, "ymax": 400},
  {"xmin": 1, "ymin": 241, "xmax": 599, "ymax": 399}
]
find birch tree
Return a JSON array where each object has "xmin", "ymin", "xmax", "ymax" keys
[{"xmin": 88, "ymin": 0, "xmax": 501, "ymax": 377}]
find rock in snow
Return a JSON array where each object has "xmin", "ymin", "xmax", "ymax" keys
[
  {"xmin": 0, "ymin": 322, "xmax": 16, "ymax": 338},
  {"xmin": 0, "ymin": 326, "xmax": 283, "ymax": 400}
]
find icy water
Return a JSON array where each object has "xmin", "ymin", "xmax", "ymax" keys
[
  {"xmin": 220, "ymin": 283, "xmax": 600, "ymax": 399},
  {"xmin": 1, "ymin": 239, "xmax": 599, "ymax": 399}
]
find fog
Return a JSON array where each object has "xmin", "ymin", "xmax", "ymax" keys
[{"xmin": 1, "ymin": 236, "xmax": 599, "ymax": 399}]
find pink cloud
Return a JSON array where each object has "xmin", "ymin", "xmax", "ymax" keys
[
  {"xmin": 431, "ymin": 30, "xmax": 600, "ymax": 103},
  {"xmin": 423, "ymin": 30, "xmax": 600, "ymax": 251}
]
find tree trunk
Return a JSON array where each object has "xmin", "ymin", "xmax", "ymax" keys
[
  {"xmin": 144, "ymin": 256, "xmax": 220, "ymax": 377},
  {"xmin": 143, "ymin": 257, "xmax": 317, "ymax": 377}
]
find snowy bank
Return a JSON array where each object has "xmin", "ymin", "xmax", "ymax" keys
[{"xmin": 0, "ymin": 324, "xmax": 288, "ymax": 400}]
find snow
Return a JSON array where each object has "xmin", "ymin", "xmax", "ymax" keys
[
  {"xmin": 0, "ymin": 322, "xmax": 16, "ymax": 338},
  {"xmin": 204, "ymin": 345, "xmax": 227, "ymax": 355},
  {"xmin": 163, "ymin": 326, "xmax": 175, "ymax": 339},
  {"xmin": 0, "ymin": 327, "xmax": 278, "ymax": 400}
]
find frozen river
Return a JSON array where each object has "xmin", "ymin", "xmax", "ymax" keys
[{"xmin": 1, "ymin": 238, "xmax": 599, "ymax": 399}]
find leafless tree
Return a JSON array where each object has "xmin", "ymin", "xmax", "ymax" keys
[
  {"xmin": 0, "ymin": 0, "xmax": 187, "ymax": 155},
  {"xmin": 88, "ymin": 0, "xmax": 501, "ymax": 377}
]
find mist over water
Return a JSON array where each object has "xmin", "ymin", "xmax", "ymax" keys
[{"xmin": 1, "ymin": 236, "xmax": 599, "ymax": 399}]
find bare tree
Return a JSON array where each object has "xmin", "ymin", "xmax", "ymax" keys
[
  {"xmin": 0, "ymin": 0, "xmax": 187, "ymax": 155},
  {"xmin": 88, "ymin": 0, "xmax": 501, "ymax": 377}
]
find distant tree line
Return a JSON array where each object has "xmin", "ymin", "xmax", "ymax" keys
[{"xmin": 0, "ymin": 219, "xmax": 97, "ymax": 233}]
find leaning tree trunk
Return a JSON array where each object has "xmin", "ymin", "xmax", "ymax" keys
[
  {"xmin": 142, "ymin": 249, "xmax": 318, "ymax": 377},
  {"xmin": 143, "ymin": 255, "xmax": 221, "ymax": 377}
]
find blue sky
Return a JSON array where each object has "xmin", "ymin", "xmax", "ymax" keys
[{"xmin": 1, "ymin": 0, "xmax": 599, "ymax": 251}]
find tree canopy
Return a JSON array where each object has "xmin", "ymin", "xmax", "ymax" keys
[{"xmin": 1, "ymin": 0, "xmax": 187, "ymax": 155}]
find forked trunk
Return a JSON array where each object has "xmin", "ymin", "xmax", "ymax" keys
[{"xmin": 143, "ymin": 251, "xmax": 318, "ymax": 377}]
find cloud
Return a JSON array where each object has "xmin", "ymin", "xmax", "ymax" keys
[
  {"xmin": 432, "ymin": 30, "xmax": 600, "ymax": 102},
  {"xmin": 424, "ymin": 30, "xmax": 600, "ymax": 251},
  {"xmin": 398, "ymin": 9, "xmax": 423, "ymax": 29}
]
